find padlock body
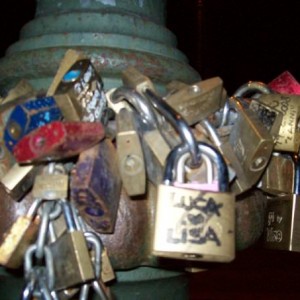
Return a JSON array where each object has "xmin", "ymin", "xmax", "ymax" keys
[
  {"xmin": 260, "ymin": 154, "xmax": 294, "ymax": 195},
  {"xmin": 4, "ymin": 96, "xmax": 62, "ymax": 152},
  {"xmin": 0, "ymin": 216, "xmax": 40, "ymax": 269},
  {"xmin": 264, "ymin": 195, "xmax": 300, "ymax": 251},
  {"xmin": 49, "ymin": 230, "xmax": 95, "ymax": 291},
  {"xmin": 153, "ymin": 184, "xmax": 235, "ymax": 262},
  {"xmin": 258, "ymin": 94, "xmax": 300, "ymax": 152},
  {"xmin": 71, "ymin": 138, "xmax": 121, "ymax": 233}
]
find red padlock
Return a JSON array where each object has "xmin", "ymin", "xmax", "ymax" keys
[
  {"xmin": 13, "ymin": 121, "xmax": 105, "ymax": 163},
  {"xmin": 269, "ymin": 71, "xmax": 300, "ymax": 95}
]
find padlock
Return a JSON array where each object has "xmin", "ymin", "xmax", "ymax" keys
[
  {"xmin": 49, "ymin": 200, "xmax": 95, "ymax": 291},
  {"xmin": 0, "ymin": 199, "xmax": 41, "ymax": 268},
  {"xmin": 228, "ymin": 97, "xmax": 274, "ymax": 194},
  {"xmin": 47, "ymin": 49, "xmax": 108, "ymax": 123},
  {"xmin": 13, "ymin": 121, "xmax": 105, "ymax": 163},
  {"xmin": 164, "ymin": 77, "xmax": 226, "ymax": 125},
  {"xmin": 0, "ymin": 163, "xmax": 40, "ymax": 201},
  {"xmin": 259, "ymin": 152, "xmax": 295, "ymax": 195},
  {"xmin": 110, "ymin": 85, "xmax": 173, "ymax": 185},
  {"xmin": 268, "ymin": 71, "xmax": 300, "ymax": 95},
  {"xmin": 263, "ymin": 155, "xmax": 300, "ymax": 251},
  {"xmin": 32, "ymin": 163, "xmax": 69, "ymax": 200},
  {"xmin": 70, "ymin": 138, "xmax": 122, "ymax": 233},
  {"xmin": 0, "ymin": 110, "xmax": 15, "ymax": 179},
  {"xmin": 248, "ymin": 99, "xmax": 283, "ymax": 139},
  {"xmin": 0, "ymin": 79, "xmax": 35, "ymax": 112},
  {"xmin": 153, "ymin": 142, "xmax": 235, "ymax": 262},
  {"xmin": 256, "ymin": 93, "xmax": 300, "ymax": 152},
  {"xmin": 3, "ymin": 96, "xmax": 63, "ymax": 152},
  {"xmin": 54, "ymin": 93, "xmax": 83, "ymax": 121},
  {"xmin": 116, "ymin": 107, "xmax": 146, "ymax": 196}
]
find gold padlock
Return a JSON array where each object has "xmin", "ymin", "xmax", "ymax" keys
[
  {"xmin": 228, "ymin": 98, "xmax": 274, "ymax": 194},
  {"xmin": 116, "ymin": 107, "xmax": 146, "ymax": 196},
  {"xmin": 153, "ymin": 142, "xmax": 235, "ymax": 263},
  {"xmin": 258, "ymin": 93, "xmax": 300, "ymax": 152},
  {"xmin": 164, "ymin": 77, "xmax": 226, "ymax": 125}
]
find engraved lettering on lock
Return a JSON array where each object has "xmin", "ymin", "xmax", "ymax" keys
[
  {"xmin": 266, "ymin": 227, "xmax": 283, "ymax": 243},
  {"xmin": 167, "ymin": 194, "xmax": 222, "ymax": 246}
]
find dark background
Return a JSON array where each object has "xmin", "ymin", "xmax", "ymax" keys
[{"xmin": 1, "ymin": 0, "xmax": 300, "ymax": 299}]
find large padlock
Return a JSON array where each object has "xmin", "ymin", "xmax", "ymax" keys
[{"xmin": 153, "ymin": 142, "xmax": 235, "ymax": 262}]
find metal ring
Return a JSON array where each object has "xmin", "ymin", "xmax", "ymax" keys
[
  {"xmin": 144, "ymin": 88, "xmax": 201, "ymax": 167},
  {"xmin": 233, "ymin": 81, "xmax": 272, "ymax": 98}
]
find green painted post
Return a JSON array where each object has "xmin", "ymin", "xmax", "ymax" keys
[{"xmin": 0, "ymin": 0, "xmax": 200, "ymax": 93}]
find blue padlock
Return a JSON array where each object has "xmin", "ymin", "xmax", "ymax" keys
[{"xmin": 4, "ymin": 96, "xmax": 63, "ymax": 152}]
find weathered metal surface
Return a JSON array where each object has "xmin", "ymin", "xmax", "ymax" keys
[{"xmin": 0, "ymin": 0, "xmax": 200, "ymax": 94}]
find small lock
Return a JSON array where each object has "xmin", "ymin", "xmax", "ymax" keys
[
  {"xmin": 153, "ymin": 142, "xmax": 235, "ymax": 263},
  {"xmin": 0, "ymin": 199, "xmax": 41, "ymax": 268},
  {"xmin": 259, "ymin": 152, "xmax": 295, "ymax": 196},
  {"xmin": 49, "ymin": 200, "xmax": 95, "ymax": 291},
  {"xmin": 116, "ymin": 107, "xmax": 146, "ymax": 196},
  {"xmin": 32, "ymin": 164, "xmax": 69, "ymax": 200},
  {"xmin": 268, "ymin": 71, "xmax": 300, "ymax": 95},
  {"xmin": 70, "ymin": 138, "xmax": 122, "ymax": 233},
  {"xmin": 164, "ymin": 77, "xmax": 227, "ymax": 125},
  {"xmin": 48, "ymin": 49, "xmax": 107, "ymax": 123},
  {"xmin": 13, "ymin": 121, "xmax": 105, "ymax": 163},
  {"xmin": 3, "ymin": 96, "xmax": 63, "ymax": 152},
  {"xmin": 1, "ymin": 163, "xmax": 40, "ymax": 201}
]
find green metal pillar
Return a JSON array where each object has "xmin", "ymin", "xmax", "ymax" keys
[{"xmin": 0, "ymin": 0, "xmax": 200, "ymax": 93}]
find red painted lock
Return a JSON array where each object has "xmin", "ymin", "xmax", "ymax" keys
[
  {"xmin": 13, "ymin": 121, "xmax": 105, "ymax": 163},
  {"xmin": 269, "ymin": 71, "xmax": 300, "ymax": 95}
]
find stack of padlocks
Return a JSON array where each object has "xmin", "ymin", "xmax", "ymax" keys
[{"xmin": 0, "ymin": 48, "xmax": 299, "ymax": 298}]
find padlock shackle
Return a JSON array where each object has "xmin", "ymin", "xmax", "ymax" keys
[
  {"xmin": 233, "ymin": 81, "xmax": 272, "ymax": 98},
  {"xmin": 163, "ymin": 142, "xmax": 229, "ymax": 192},
  {"xmin": 112, "ymin": 87, "xmax": 158, "ymax": 131},
  {"xmin": 144, "ymin": 88, "xmax": 201, "ymax": 167},
  {"xmin": 61, "ymin": 200, "xmax": 76, "ymax": 232}
]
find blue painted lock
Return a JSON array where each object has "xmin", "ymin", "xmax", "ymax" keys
[{"xmin": 4, "ymin": 96, "xmax": 63, "ymax": 152}]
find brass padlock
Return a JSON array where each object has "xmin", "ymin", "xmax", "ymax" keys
[
  {"xmin": 116, "ymin": 107, "xmax": 146, "ymax": 196},
  {"xmin": 153, "ymin": 142, "xmax": 235, "ymax": 262},
  {"xmin": 259, "ymin": 152, "xmax": 295, "ymax": 195},
  {"xmin": 248, "ymin": 99, "xmax": 283, "ymax": 140},
  {"xmin": 49, "ymin": 200, "xmax": 95, "ymax": 291},
  {"xmin": 0, "ymin": 199, "xmax": 41, "ymax": 269},
  {"xmin": 257, "ymin": 93, "xmax": 300, "ymax": 152},
  {"xmin": 164, "ymin": 77, "xmax": 227, "ymax": 125},
  {"xmin": 228, "ymin": 98, "xmax": 274, "ymax": 194},
  {"xmin": 1, "ymin": 163, "xmax": 40, "ymax": 201},
  {"xmin": 32, "ymin": 163, "xmax": 69, "ymax": 200}
]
